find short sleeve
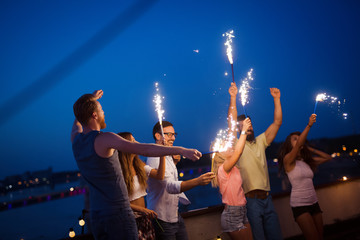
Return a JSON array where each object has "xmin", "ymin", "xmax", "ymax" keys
[
  {"xmin": 257, "ymin": 132, "xmax": 269, "ymax": 148},
  {"xmin": 144, "ymin": 165, "xmax": 153, "ymax": 177}
]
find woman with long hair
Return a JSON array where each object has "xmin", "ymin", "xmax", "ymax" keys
[
  {"xmin": 211, "ymin": 118, "xmax": 253, "ymax": 240},
  {"xmin": 278, "ymin": 114, "xmax": 332, "ymax": 240},
  {"xmin": 118, "ymin": 132, "xmax": 166, "ymax": 240}
]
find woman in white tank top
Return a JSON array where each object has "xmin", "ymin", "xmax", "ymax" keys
[
  {"xmin": 118, "ymin": 132, "xmax": 166, "ymax": 240},
  {"xmin": 278, "ymin": 114, "xmax": 332, "ymax": 240}
]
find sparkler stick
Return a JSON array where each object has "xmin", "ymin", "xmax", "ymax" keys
[
  {"xmin": 239, "ymin": 68, "xmax": 254, "ymax": 118},
  {"xmin": 153, "ymin": 82, "xmax": 165, "ymax": 137},
  {"xmin": 223, "ymin": 30, "xmax": 235, "ymax": 83}
]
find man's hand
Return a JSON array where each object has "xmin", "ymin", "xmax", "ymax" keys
[
  {"xmin": 242, "ymin": 118, "xmax": 251, "ymax": 133},
  {"xmin": 92, "ymin": 90, "xmax": 103, "ymax": 100},
  {"xmin": 182, "ymin": 148, "xmax": 202, "ymax": 161},
  {"xmin": 197, "ymin": 172, "xmax": 215, "ymax": 186},
  {"xmin": 270, "ymin": 88, "xmax": 280, "ymax": 99},
  {"xmin": 229, "ymin": 82, "xmax": 238, "ymax": 97}
]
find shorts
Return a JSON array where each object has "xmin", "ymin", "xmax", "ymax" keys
[
  {"xmin": 291, "ymin": 202, "xmax": 323, "ymax": 220},
  {"xmin": 221, "ymin": 205, "xmax": 249, "ymax": 232}
]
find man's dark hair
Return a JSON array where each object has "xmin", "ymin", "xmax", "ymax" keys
[
  {"xmin": 152, "ymin": 121, "xmax": 173, "ymax": 140},
  {"xmin": 237, "ymin": 114, "xmax": 251, "ymax": 122},
  {"xmin": 73, "ymin": 94, "xmax": 97, "ymax": 126}
]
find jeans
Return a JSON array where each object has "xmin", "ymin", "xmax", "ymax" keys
[
  {"xmin": 246, "ymin": 195, "xmax": 282, "ymax": 240},
  {"xmin": 153, "ymin": 215, "xmax": 188, "ymax": 240},
  {"xmin": 91, "ymin": 208, "xmax": 138, "ymax": 240}
]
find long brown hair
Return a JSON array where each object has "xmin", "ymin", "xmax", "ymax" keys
[
  {"xmin": 278, "ymin": 131, "xmax": 317, "ymax": 174},
  {"xmin": 117, "ymin": 132, "xmax": 148, "ymax": 196}
]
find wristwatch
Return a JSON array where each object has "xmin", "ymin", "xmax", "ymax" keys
[{"xmin": 241, "ymin": 131, "xmax": 246, "ymax": 135}]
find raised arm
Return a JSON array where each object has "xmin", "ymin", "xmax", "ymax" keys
[
  {"xmin": 95, "ymin": 132, "xmax": 202, "ymax": 161},
  {"xmin": 307, "ymin": 146, "xmax": 332, "ymax": 165},
  {"xmin": 148, "ymin": 156, "xmax": 166, "ymax": 180},
  {"xmin": 223, "ymin": 118, "xmax": 251, "ymax": 173},
  {"xmin": 284, "ymin": 114, "xmax": 316, "ymax": 172},
  {"xmin": 265, "ymin": 88, "xmax": 282, "ymax": 144},
  {"xmin": 228, "ymin": 82, "xmax": 238, "ymax": 138}
]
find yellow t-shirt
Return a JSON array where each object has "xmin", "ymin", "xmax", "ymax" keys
[{"xmin": 236, "ymin": 133, "xmax": 270, "ymax": 194}]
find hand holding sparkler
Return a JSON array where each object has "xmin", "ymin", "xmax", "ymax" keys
[
  {"xmin": 307, "ymin": 114, "xmax": 317, "ymax": 128},
  {"xmin": 181, "ymin": 148, "xmax": 202, "ymax": 161},
  {"xmin": 228, "ymin": 82, "xmax": 238, "ymax": 97}
]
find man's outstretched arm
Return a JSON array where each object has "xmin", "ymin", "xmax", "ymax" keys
[{"xmin": 265, "ymin": 88, "xmax": 282, "ymax": 145}]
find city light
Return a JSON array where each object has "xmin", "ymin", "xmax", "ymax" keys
[
  {"xmin": 70, "ymin": 187, "xmax": 74, "ymax": 192},
  {"xmin": 79, "ymin": 218, "xmax": 85, "ymax": 227},
  {"xmin": 342, "ymin": 176, "xmax": 348, "ymax": 181},
  {"xmin": 179, "ymin": 172, "xmax": 184, "ymax": 178},
  {"xmin": 273, "ymin": 158, "xmax": 278, "ymax": 163},
  {"xmin": 69, "ymin": 228, "xmax": 75, "ymax": 238},
  {"xmin": 354, "ymin": 149, "xmax": 358, "ymax": 153},
  {"xmin": 342, "ymin": 145, "xmax": 346, "ymax": 151}
]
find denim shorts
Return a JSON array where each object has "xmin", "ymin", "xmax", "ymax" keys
[
  {"xmin": 291, "ymin": 202, "xmax": 323, "ymax": 220},
  {"xmin": 221, "ymin": 205, "xmax": 249, "ymax": 232}
]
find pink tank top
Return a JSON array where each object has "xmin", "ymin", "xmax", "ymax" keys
[
  {"xmin": 287, "ymin": 160, "xmax": 318, "ymax": 207},
  {"xmin": 217, "ymin": 164, "xmax": 246, "ymax": 206}
]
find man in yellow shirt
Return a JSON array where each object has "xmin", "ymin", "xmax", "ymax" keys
[{"xmin": 228, "ymin": 83, "xmax": 283, "ymax": 240}]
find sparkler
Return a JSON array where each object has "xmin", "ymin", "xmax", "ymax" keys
[
  {"xmin": 313, "ymin": 93, "xmax": 337, "ymax": 114},
  {"xmin": 239, "ymin": 68, "xmax": 254, "ymax": 117},
  {"xmin": 223, "ymin": 30, "xmax": 235, "ymax": 82},
  {"xmin": 153, "ymin": 82, "xmax": 165, "ymax": 137}
]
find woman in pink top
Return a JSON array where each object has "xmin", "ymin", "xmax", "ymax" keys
[
  {"xmin": 278, "ymin": 114, "xmax": 332, "ymax": 240},
  {"xmin": 212, "ymin": 118, "xmax": 253, "ymax": 240}
]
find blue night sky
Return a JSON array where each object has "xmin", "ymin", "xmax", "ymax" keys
[{"xmin": 0, "ymin": 0, "xmax": 359, "ymax": 179}]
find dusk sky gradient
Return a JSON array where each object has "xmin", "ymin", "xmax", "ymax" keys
[{"xmin": 1, "ymin": 0, "xmax": 359, "ymax": 179}]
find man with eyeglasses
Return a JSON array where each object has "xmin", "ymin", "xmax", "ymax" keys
[{"xmin": 146, "ymin": 121, "xmax": 215, "ymax": 240}]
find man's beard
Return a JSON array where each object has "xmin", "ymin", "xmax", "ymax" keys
[
  {"xmin": 100, "ymin": 118, "xmax": 106, "ymax": 129},
  {"xmin": 246, "ymin": 130, "xmax": 255, "ymax": 142}
]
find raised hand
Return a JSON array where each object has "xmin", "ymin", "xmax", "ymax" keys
[
  {"xmin": 229, "ymin": 82, "xmax": 238, "ymax": 97},
  {"xmin": 270, "ymin": 88, "xmax": 280, "ymax": 99},
  {"xmin": 92, "ymin": 90, "xmax": 103, "ymax": 100},
  {"xmin": 308, "ymin": 114, "xmax": 317, "ymax": 127},
  {"xmin": 242, "ymin": 118, "xmax": 251, "ymax": 133}
]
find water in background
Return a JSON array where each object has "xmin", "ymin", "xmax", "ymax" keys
[{"xmin": 1, "ymin": 157, "xmax": 359, "ymax": 239}]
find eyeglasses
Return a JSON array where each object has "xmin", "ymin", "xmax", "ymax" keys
[{"xmin": 163, "ymin": 132, "xmax": 178, "ymax": 138}]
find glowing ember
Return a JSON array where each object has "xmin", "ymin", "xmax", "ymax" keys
[
  {"xmin": 239, "ymin": 68, "xmax": 254, "ymax": 106},
  {"xmin": 223, "ymin": 30, "xmax": 234, "ymax": 64},
  {"xmin": 153, "ymin": 82, "xmax": 165, "ymax": 136}
]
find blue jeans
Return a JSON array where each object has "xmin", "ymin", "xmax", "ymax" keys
[
  {"xmin": 91, "ymin": 208, "xmax": 138, "ymax": 240},
  {"xmin": 153, "ymin": 215, "xmax": 188, "ymax": 240},
  {"xmin": 246, "ymin": 195, "xmax": 282, "ymax": 240}
]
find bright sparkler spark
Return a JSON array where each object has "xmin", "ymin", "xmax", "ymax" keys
[
  {"xmin": 239, "ymin": 68, "xmax": 254, "ymax": 106},
  {"xmin": 153, "ymin": 82, "xmax": 165, "ymax": 135},
  {"xmin": 211, "ymin": 116, "xmax": 237, "ymax": 159},
  {"xmin": 223, "ymin": 30, "xmax": 235, "ymax": 64},
  {"xmin": 314, "ymin": 92, "xmax": 347, "ymax": 118},
  {"xmin": 193, "ymin": 49, "xmax": 199, "ymax": 53}
]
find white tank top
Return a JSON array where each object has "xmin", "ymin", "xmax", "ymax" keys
[{"xmin": 128, "ymin": 165, "xmax": 152, "ymax": 201}]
